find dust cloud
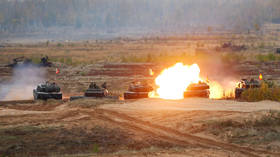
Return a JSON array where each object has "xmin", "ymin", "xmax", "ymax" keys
[
  {"xmin": 0, "ymin": 65, "xmax": 46, "ymax": 101},
  {"xmin": 198, "ymin": 55, "xmax": 238, "ymax": 99}
]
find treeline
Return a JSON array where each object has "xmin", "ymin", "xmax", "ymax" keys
[{"xmin": 0, "ymin": 0, "xmax": 280, "ymax": 33}]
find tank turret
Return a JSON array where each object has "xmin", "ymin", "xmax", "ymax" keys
[
  {"xmin": 33, "ymin": 82, "xmax": 62, "ymax": 100},
  {"xmin": 124, "ymin": 81, "xmax": 153, "ymax": 99},
  {"xmin": 84, "ymin": 82, "xmax": 108, "ymax": 97},
  {"xmin": 184, "ymin": 81, "xmax": 210, "ymax": 98},
  {"xmin": 38, "ymin": 56, "xmax": 52, "ymax": 67}
]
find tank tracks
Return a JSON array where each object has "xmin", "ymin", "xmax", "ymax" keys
[{"xmin": 85, "ymin": 109, "xmax": 280, "ymax": 157}]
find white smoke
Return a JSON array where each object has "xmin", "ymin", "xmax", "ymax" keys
[{"xmin": 0, "ymin": 65, "xmax": 46, "ymax": 101}]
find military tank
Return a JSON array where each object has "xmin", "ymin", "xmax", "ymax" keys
[
  {"xmin": 6, "ymin": 57, "xmax": 33, "ymax": 68},
  {"xmin": 6, "ymin": 56, "xmax": 53, "ymax": 68},
  {"xmin": 84, "ymin": 82, "xmax": 108, "ymax": 97},
  {"xmin": 124, "ymin": 81, "xmax": 153, "ymax": 99},
  {"xmin": 38, "ymin": 56, "xmax": 52, "ymax": 67},
  {"xmin": 184, "ymin": 81, "xmax": 210, "ymax": 98},
  {"xmin": 235, "ymin": 79, "xmax": 260, "ymax": 99},
  {"xmin": 70, "ymin": 82, "xmax": 109, "ymax": 101},
  {"xmin": 33, "ymin": 82, "xmax": 62, "ymax": 100},
  {"xmin": 276, "ymin": 48, "xmax": 280, "ymax": 54}
]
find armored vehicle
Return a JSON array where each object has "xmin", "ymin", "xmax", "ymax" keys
[
  {"xmin": 6, "ymin": 56, "xmax": 52, "ymax": 68},
  {"xmin": 124, "ymin": 81, "xmax": 153, "ymax": 99},
  {"xmin": 184, "ymin": 81, "xmax": 210, "ymax": 98},
  {"xmin": 33, "ymin": 82, "xmax": 62, "ymax": 100},
  {"xmin": 70, "ymin": 82, "xmax": 108, "ymax": 101},
  {"xmin": 6, "ymin": 57, "xmax": 33, "ymax": 68},
  {"xmin": 276, "ymin": 48, "xmax": 280, "ymax": 54},
  {"xmin": 216, "ymin": 42, "xmax": 247, "ymax": 52},
  {"xmin": 235, "ymin": 79, "xmax": 260, "ymax": 99},
  {"xmin": 38, "ymin": 56, "xmax": 52, "ymax": 67},
  {"xmin": 84, "ymin": 82, "xmax": 108, "ymax": 97}
]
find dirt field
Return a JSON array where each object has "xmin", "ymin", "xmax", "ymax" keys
[
  {"xmin": 1, "ymin": 36, "xmax": 280, "ymax": 156},
  {"xmin": 0, "ymin": 98, "xmax": 280, "ymax": 157}
]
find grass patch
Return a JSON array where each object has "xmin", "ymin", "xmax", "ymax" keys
[
  {"xmin": 256, "ymin": 53, "xmax": 280, "ymax": 62},
  {"xmin": 79, "ymin": 71, "xmax": 87, "ymax": 76},
  {"xmin": 241, "ymin": 82, "xmax": 280, "ymax": 102},
  {"xmin": 209, "ymin": 111, "xmax": 280, "ymax": 128},
  {"xmin": 29, "ymin": 56, "xmax": 42, "ymax": 64},
  {"xmin": 57, "ymin": 43, "xmax": 64, "ymax": 47},
  {"xmin": 92, "ymin": 144, "xmax": 99, "ymax": 153},
  {"xmin": 120, "ymin": 52, "xmax": 219, "ymax": 64},
  {"xmin": 65, "ymin": 57, "xmax": 73, "ymax": 65},
  {"xmin": 207, "ymin": 110, "xmax": 280, "ymax": 147},
  {"xmin": 120, "ymin": 52, "xmax": 249, "ymax": 65},
  {"xmin": 0, "ymin": 125, "xmax": 132, "ymax": 157}
]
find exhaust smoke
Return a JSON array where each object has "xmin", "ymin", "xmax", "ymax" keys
[{"xmin": 0, "ymin": 65, "xmax": 46, "ymax": 101}]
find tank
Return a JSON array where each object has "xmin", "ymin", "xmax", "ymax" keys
[
  {"xmin": 84, "ymin": 82, "xmax": 108, "ymax": 97},
  {"xmin": 6, "ymin": 56, "xmax": 52, "ymax": 68},
  {"xmin": 216, "ymin": 42, "xmax": 247, "ymax": 52},
  {"xmin": 276, "ymin": 48, "xmax": 280, "ymax": 54},
  {"xmin": 235, "ymin": 79, "xmax": 260, "ymax": 99},
  {"xmin": 124, "ymin": 81, "xmax": 153, "ymax": 99},
  {"xmin": 184, "ymin": 81, "xmax": 210, "ymax": 98},
  {"xmin": 70, "ymin": 82, "xmax": 108, "ymax": 101},
  {"xmin": 33, "ymin": 82, "xmax": 62, "ymax": 100},
  {"xmin": 38, "ymin": 56, "xmax": 52, "ymax": 67},
  {"xmin": 6, "ymin": 57, "xmax": 33, "ymax": 68}
]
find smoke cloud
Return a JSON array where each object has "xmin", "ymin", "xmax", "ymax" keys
[
  {"xmin": 198, "ymin": 55, "xmax": 239, "ymax": 99},
  {"xmin": 0, "ymin": 65, "xmax": 46, "ymax": 101}
]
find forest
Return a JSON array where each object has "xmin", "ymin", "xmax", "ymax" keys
[{"xmin": 0, "ymin": 0, "xmax": 280, "ymax": 34}]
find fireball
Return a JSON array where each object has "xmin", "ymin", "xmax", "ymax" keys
[
  {"xmin": 151, "ymin": 63, "xmax": 201, "ymax": 99},
  {"xmin": 149, "ymin": 62, "xmax": 232, "ymax": 100},
  {"xmin": 149, "ymin": 69, "xmax": 154, "ymax": 76},
  {"xmin": 259, "ymin": 73, "xmax": 263, "ymax": 81},
  {"xmin": 209, "ymin": 81, "xmax": 224, "ymax": 99}
]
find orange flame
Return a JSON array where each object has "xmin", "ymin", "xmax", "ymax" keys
[
  {"xmin": 150, "ymin": 63, "xmax": 201, "ymax": 100},
  {"xmin": 149, "ymin": 62, "xmax": 234, "ymax": 100},
  {"xmin": 149, "ymin": 69, "xmax": 154, "ymax": 76},
  {"xmin": 259, "ymin": 74, "xmax": 263, "ymax": 80}
]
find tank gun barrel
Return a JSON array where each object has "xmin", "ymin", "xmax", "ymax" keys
[{"xmin": 14, "ymin": 56, "xmax": 25, "ymax": 61}]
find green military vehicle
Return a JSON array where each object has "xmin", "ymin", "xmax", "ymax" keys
[
  {"xmin": 235, "ymin": 79, "xmax": 260, "ymax": 99},
  {"xmin": 33, "ymin": 82, "xmax": 62, "ymax": 100}
]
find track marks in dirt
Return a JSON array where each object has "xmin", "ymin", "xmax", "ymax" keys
[
  {"xmin": 95, "ymin": 109, "xmax": 280, "ymax": 157},
  {"xmin": 94, "ymin": 113, "xmax": 198, "ymax": 149},
  {"xmin": 1, "ymin": 103, "xmax": 279, "ymax": 156}
]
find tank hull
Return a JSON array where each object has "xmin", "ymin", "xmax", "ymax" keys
[
  {"xmin": 184, "ymin": 89, "xmax": 209, "ymax": 98},
  {"xmin": 33, "ymin": 90, "xmax": 62, "ymax": 100},
  {"xmin": 235, "ymin": 79, "xmax": 260, "ymax": 99},
  {"xmin": 84, "ymin": 89, "xmax": 108, "ymax": 97},
  {"xmin": 184, "ymin": 82, "xmax": 210, "ymax": 98},
  {"xmin": 124, "ymin": 91, "xmax": 149, "ymax": 99},
  {"xmin": 84, "ymin": 91, "xmax": 106, "ymax": 97}
]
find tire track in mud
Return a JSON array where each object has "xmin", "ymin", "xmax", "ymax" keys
[
  {"xmin": 1, "ymin": 104, "xmax": 278, "ymax": 156},
  {"xmin": 96, "ymin": 114, "xmax": 199, "ymax": 148},
  {"xmin": 83, "ymin": 110, "xmax": 206, "ymax": 149},
  {"xmin": 96, "ymin": 109, "xmax": 280, "ymax": 157}
]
